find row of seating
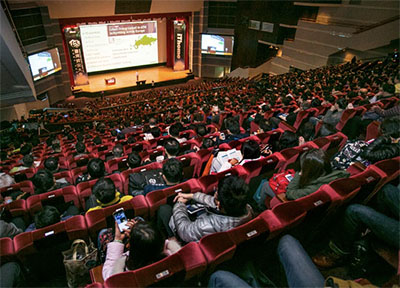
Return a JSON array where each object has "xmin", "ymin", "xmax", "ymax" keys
[{"xmin": 85, "ymin": 155, "xmax": 399, "ymax": 287}]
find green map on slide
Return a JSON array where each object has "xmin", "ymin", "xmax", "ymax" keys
[{"xmin": 134, "ymin": 35, "xmax": 157, "ymax": 49}]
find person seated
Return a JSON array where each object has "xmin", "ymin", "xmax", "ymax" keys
[
  {"xmin": 44, "ymin": 157, "xmax": 66, "ymax": 174},
  {"xmin": 102, "ymin": 219, "xmax": 181, "ymax": 280},
  {"xmin": 32, "ymin": 169, "xmax": 71, "ymax": 194},
  {"xmin": 160, "ymin": 175, "xmax": 254, "ymax": 243},
  {"xmin": 217, "ymin": 118, "xmax": 249, "ymax": 145},
  {"xmin": 318, "ymin": 98, "xmax": 348, "ymax": 136},
  {"xmin": 143, "ymin": 158, "xmax": 183, "ymax": 195},
  {"xmin": 169, "ymin": 123, "xmax": 187, "ymax": 143},
  {"xmin": 50, "ymin": 143, "xmax": 62, "ymax": 154},
  {"xmin": 74, "ymin": 141, "xmax": 88, "ymax": 158},
  {"xmin": 20, "ymin": 144, "xmax": 32, "ymax": 156},
  {"xmin": 86, "ymin": 178, "xmax": 133, "ymax": 213},
  {"xmin": 25, "ymin": 205, "xmax": 79, "ymax": 232},
  {"xmin": 313, "ymin": 182, "xmax": 400, "ymax": 267},
  {"xmin": 93, "ymin": 136, "xmax": 102, "ymax": 145},
  {"xmin": 127, "ymin": 152, "xmax": 142, "ymax": 169},
  {"xmin": 76, "ymin": 158, "xmax": 106, "ymax": 184},
  {"xmin": 195, "ymin": 123, "xmax": 207, "ymax": 137},
  {"xmin": 148, "ymin": 138, "xmax": 180, "ymax": 163},
  {"xmin": 9, "ymin": 154, "xmax": 34, "ymax": 173},
  {"xmin": 210, "ymin": 140, "xmax": 261, "ymax": 173},
  {"xmin": 332, "ymin": 116, "xmax": 400, "ymax": 169},
  {"xmin": 282, "ymin": 149, "xmax": 349, "ymax": 201},
  {"xmin": 106, "ymin": 144, "xmax": 124, "ymax": 161}
]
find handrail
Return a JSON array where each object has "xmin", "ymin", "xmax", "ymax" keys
[{"xmin": 354, "ymin": 15, "xmax": 399, "ymax": 34}]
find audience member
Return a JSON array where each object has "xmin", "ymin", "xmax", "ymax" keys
[
  {"xmin": 86, "ymin": 178, "xmax": 132, "ymax": 212},
  {"xmin": 102, "ymin": 220, "xmax": 181, "ymax": 280},
  {"xmin": 32, "ymin": 169, "xmax": 71, "ymax": 194},
  {"xmin": 158, "ymin": 175, "xmax": 254, "ymax": 242},
  {"xmin": 76, "ymin": 158, "xmax": 106, "ymax": 184}
]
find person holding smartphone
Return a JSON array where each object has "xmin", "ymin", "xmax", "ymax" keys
[{"xmin": 102, "ymin": 214, "xmax": 181, "ymax": 281}]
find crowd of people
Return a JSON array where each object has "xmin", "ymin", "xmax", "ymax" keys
[{"xmin": 0, "ymin": 57, "xmax": 399, "ymax": 287}]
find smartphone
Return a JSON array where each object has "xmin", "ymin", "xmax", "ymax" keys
[
  {"xmin": 116, "ymin": 129, "xmax": 121, "ymax": 133},
  {"xmin": 220, "ymin": 132, "xmax": 225, "ymax": 140},
  {"xmin": 113, "ymin": 208, "xmax": 129, "ymax": 233}
]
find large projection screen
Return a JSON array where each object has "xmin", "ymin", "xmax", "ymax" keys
[{"xmin": 80, "ymin": 21, "xmax": 159, "ymax": 73}]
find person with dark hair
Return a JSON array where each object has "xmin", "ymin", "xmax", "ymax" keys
[
  {"xmin": 51, "ymin": 143, "xmax": 62, "ymax": 154},
  {"xmin": 201, "ymin": 138, "xmax": 215, "ymax": 149},
  {"xmin": 127, "ymin": 152, "xmax": 141, "ymax": 169},
  {"xmin": 240, "ymin": 140, "xmax": 261, "ymax": 163},
  {"xmin": 93, "ymin": 136, "xmax": 102, "ymax": 145},
  {"xmin": 116, "ymin": 133, "xmax": 125, "ymax": 141},
  {"xmin": 163, "ymin": 138, "xmax": 180, "ymax": 159},
  {"xmin": 150, "ymin": 126, "xmax": 161, "ymax": 138},
  {"xmin": 143, "ymin": 158, "xmax": 183, "ymax": 195},
  {"xmin": 283, "ymin": 149, "xmax": 349, "ymax": 201},
  {"xmin": 44, "ymin": 157, "xmax": 63, "ymax": 173},
  {"xmin": 9, "ymin": 154, "xmax": 34, "ymax": 173},
  {"xmin": 25, "ymin": 205, "xmax": 76, "ymax": 231},
  {"xmin": 217, "ymin": 118, "xmax": 248, "ymax": 145},
  {"xmin": 169, "ymin": 123, "xmax": 187, "ymax": 143},
  {"xmin": 102, "ymin": 219, "xmax": 181, "ymax": 280},
  {"xmin": 20, "ymin": 144, "xmax": 32, "ymax": 156},
  {"xmin": 159, "ymin": 176, "xmax": 254, "ymax": 242},
  {"xmin": 77, "ymin": 133, "xmax": 84, "ymax": 142},
  {"xmin": 32, "ymin": 169, "xmax": 70, "ymax": 194},
  {"xmin": 275, "ymin": 131, "xmax": 300, "ymax": 152},
  {"xmin": 86, "ymin": 178, "xmax": 132, "ymax": 213},
  {"xmin": 196, "ymin": 123, "xmax": 207, "ymax": 137},
  {"xmin": 127, "ymin": 135, "xmax": 136, "ymax": 144},
  {"xmin": 107, "ymin": 144, "xmax": 124, "ymax": 161},
  {"xmin": 74, "ymin": 141, "xmax": 87, "ymax": 158},
  {"xmin": 318, "ymin": 98, "xmax": 348, "ymax": 136},
  {"xmin": 76, "ymin": 158, "xmax": 106, "ymax": 184}
]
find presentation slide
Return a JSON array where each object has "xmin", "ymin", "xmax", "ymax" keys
[
  {"xmin": 28, "ymin": 48, "xmax": 62, "ymax": 81},
  {"xmin": 201, "ymin": 34, "xmax": 234, "ymax": 56},
  {"xmin": 80, "ymin": 21, "xmax": 159, "ymax": 73}
]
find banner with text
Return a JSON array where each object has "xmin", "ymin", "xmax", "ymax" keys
[
  {"xmin": 64, "ymin": 27, "xmax": 89, "ymax": 86},
  {"xmin": 173, "ymin": 20, "xmax": 186, "ymax": 71}
]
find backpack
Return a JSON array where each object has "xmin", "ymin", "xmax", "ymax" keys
[
  {"xmin": 331, "ymin": 140, "xmax": 371, "ymax": 170},
  {"xmin": 268, "ymin": 169, "xmax": 295, "ymax": 195},
  {"xmin": 129, "ymin": 168, "xmax": 165, "ymax": 196}
]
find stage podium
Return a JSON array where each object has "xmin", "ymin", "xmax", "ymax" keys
[{"xmin": 136, "ymin": 80, "xmax": 146, "ymax": 86}]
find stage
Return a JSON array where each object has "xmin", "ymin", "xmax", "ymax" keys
[{"xmin": 72, "ymin": 66, "xmax": 193, "ymax": 97}]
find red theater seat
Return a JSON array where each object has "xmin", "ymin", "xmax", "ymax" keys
[
  {"xmin": 0, "ymin": 237, "xmax": 15, "ymax": 262},
  {"xmin": 106, "ymin": 156, "xmax": 129, "ymax": 174},
  {"xmin": 145, "ymin": 179, "xmax": 201, "ymax": 217},
  {"xmin": 27, "ymin": 186, "xmax": 80, "ymax": 216},
  {"xmin": 71, "ymin": 166, "xmax": 88, "ymax": 184},
  {"xmin": 0, "ymin": 181, "xmax": 35, "ymax": 199},
  {"xmin": 104, "ymin": 242, "xmax": 206, "ymax": 288},
  {"xmin": 198, "ymin": 231, "xmax": 236, "ymax": 272},
  {"xmin": 198, "ymin": 167, "xmax": 248, "ymax": 194},
  {"xmin": 13, "ymin": 215, "xmax": 88, "ymax": 278}
]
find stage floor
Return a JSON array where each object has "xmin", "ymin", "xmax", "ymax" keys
[{"xmin": 73, "ymin": 66, "xmax": 190, "ymax": 93}]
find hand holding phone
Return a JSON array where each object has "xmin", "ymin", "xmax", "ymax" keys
[{"xmin": 113, "ymin": 208, "xmax": 129, "ymax": 233}]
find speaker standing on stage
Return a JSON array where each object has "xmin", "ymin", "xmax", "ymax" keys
[{"xmin": 136, "ymin": 71, "xmax": 139, "ymax": 81}]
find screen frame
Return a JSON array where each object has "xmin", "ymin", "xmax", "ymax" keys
[
  {"xmin": 79, "ymin": 20, "xmax": 160, "ymax": 74},
  {"xmin": 200, "ymin": 33, "xmax": 234, "ymax": 56},
  {"xmin": 27, "ymin": 47, "xmax": 62, "ymax": 82}
]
